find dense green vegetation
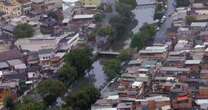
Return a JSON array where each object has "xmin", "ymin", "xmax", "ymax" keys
[
  {"xmin": 15, "ymin": 97, "xmax": 46, "ymax": 110},
  {"xmin": 118, "ymin": 49, "xmax": 134, "ymax": 61},
  {"xmin": 104, "ymin": 59, "xmax": 121, "ymax": 80},
  {"xmin": 58, "ymin": 64, "xmax": 78, "ymax": 86},
  {"xmin": 65, "ymin": 85, "xmax": 100, "ymax": 110},
  {"xmin": 16, "ymin": 101, "xmax": 45, "ymax": 110},
  {"xmin": 36, "ymin": 79, "xmax": 66, "ymax": 105},
  {"xmin": 14, "ymin": 23, "xmax": 34, "ymax": 39},
  {"xmin": 3, "ymin": 96, "xmax": 14, "ymax": 110},
  {"xmin": 102, "ymin": 0, "xmax": 136, "ymax": 44},
  {"xmin": 59, "ymin": 48, "xmax": 93, "ymax": 86},
  {"xmin": 110, "ymin": 1, "xmax": 135, "ymax": 39},
  {"xmin": 103, "ymin": 49, "xmax": 133, "ymax": 80},
  {"xmin": 131, "ymin": 24, "xmax": 157, "ymax": 50},
  {"xmin": 64, "ymin": 48, "xmax": 93, "ymax": 77},
  {"xmin": 11, "ymin": 0, "xmax": 139, "ymax": 109},
  {"xmin": 94, "ymin": 13, "xmax": 105, "ymax": 22},
  {"xmin": 97, "ymin": 26, "xmax": 113, "ymax": 37},
  {"xmin": 118, "ymin": 0, "xmax": 137, "ymax": 9}
]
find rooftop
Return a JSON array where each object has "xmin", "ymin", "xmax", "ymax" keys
[{"xmin": 185, "ymin": 60, "xmax": 201, "ymax": 65}]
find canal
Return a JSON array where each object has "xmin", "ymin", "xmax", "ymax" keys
[
  {"xmin": 88, "ymin": 60, "xmax": 107, "ymax": 89},
  {"xmin": 124, "ymin": 0, "xmax": 156, "ymax": 49},
  {"xmin": 132, "ymin": 0, "xmax": 156, "ymax": 33},
  {"xmin": 90, "ymin": 0, "xmax": 157, "ymax": 89}
]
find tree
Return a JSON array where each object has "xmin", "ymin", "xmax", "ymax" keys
[
  {"xmin": 109, "ymin": 1, "xmax": 135, "ymax": 42},
  {"xmin": 66, "ymin": 85, "xmax": 100, "ymax": 110},
  {"xmin": 14, "ymin": 23, "xmax": 34, "ymax": 39},
  {"xmin": 94, "ymin": 13, "xmax": 104, "ymax": 22},
  {"xmin": 103, "ymin": 59, "xmax": 121, "ymax": 80},
  {"xmin": 131, "ymin": 23, "xmax": 156, "ymax": 49},
  {"xmin": 16, "ymin": 101, "xmax": 45, "ymax": 110},
  {"xmin": 60, "ymin": 106, "xmax": 73, "ymax": 110},
  {"xmin": 118, "ymin": 49, "xmax": 133, "ymax": 61},
  {"xmin": 36, "ymin": 79, "xmax": 66, "ymax": 105},
  {"xmin": 64, "ymin": 48, "xmax": 93, "ymax": 77},
  {"xmin": 97, "ymin": 26, "xmax": 113, "ymax": 37},
  {"xmin": 58, "ymin": 64, "xmax": 78, "ymax": 86},
  {"xmin": 110, "ymin": 15, "xmax": 128, "ymax": 40},
  {"xmin": 3, "ymin": 96, "xmax": 14, "ymax": 110},
  {"xmin": 118, "ymin": 0, "xmax": 137, "ymax": 9},
  {"xmin": 130, "ymin": 33, "xmax": 145, "ymax": 49}
]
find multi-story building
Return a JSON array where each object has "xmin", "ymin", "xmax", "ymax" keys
[
  {"xmin": 80, "ymin": 0, "xmax": 101, "ymax": 8},
  {"xmin": 16, "ymin": 0, "xmax": 32, "ymax": 15},
  {"xmin": 0, "ymin": 0, "xmax": 22, "ymax": 17},
  {"xmin": 31, "ymin": 0, "xmax": 62, "ymax": 14}
]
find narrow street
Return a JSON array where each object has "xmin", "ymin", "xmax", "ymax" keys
[{"xmin": 154, "ymin": 0, "xmax": 176, "ymax": 43}]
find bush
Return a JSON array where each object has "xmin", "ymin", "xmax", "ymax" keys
[{"xmin": 14, "ymin": 23, "xmax": 34, "ymax": 39}]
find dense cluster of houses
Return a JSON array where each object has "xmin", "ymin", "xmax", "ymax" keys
[
  {"xmin": 92, "ymin": 0, "xmax": 208, "ymax": 110},
  {"xmin": 0, "ymin": 0, "xmax": 103, "ymax": 108}
]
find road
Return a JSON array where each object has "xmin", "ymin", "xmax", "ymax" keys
[{"xmin": 154, "ymin": 0, "xmax": 176, "ymax": 43}]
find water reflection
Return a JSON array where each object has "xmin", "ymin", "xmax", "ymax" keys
[
  {"xmin": 89, "ymin": 60, "xmax": 107, "ymax": 89},
  {"xmin": 132, "ymin": 0, "xmax": 156, "ymax": 33}
]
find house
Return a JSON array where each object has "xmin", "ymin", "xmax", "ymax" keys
[
  {"xmin": 15, "ymin": 36, "xmax": 58, "ymax": 51},
  {"xmin": 164, "ymin": 56, "xmax": 186, "ymax": 67},
  {"xmin": 91, "ymin": 95, "xmax": 118, "ymax": 110},
  {"xmin": 199, "ymin": 31, "xmax": 208, "ymax": 41},
  {"xmin": 0, "ymin": 24, "xmax": 16, "ymax": 36},
  {"xmin": 38, "ymin": 48, "xmax": 54, "ymax": 68},
  {"xmin": 132, "ymin": 95, "xmax": 171, "ymax": 110},
  {"xmin": 117, "ymin": 102, "xmax": 134, "ymax": 110},
  {"xmin": 40, "ymin": 17, "xmax": 59, "ymax": 35},
  {"xmin": 27, "ymin": 72, "xmax": 39, "ymax": 80},
  {"xmin": 172, "ymin": 94, "xmax": 192, "ymax": 109},
  {"xmin": 62, "ymin": 0, "xmax": 79, "ymax": 24},
  {"xmin": 190, "ymin": 22, "xmax": 208, "ymax": 30},
  {"xmin": 44, "ymin": 0, "xmax": 62, "ymax": 12},
  {"xmin": 1, "ymin": 71, "xmax": 27, "ymax": 81},
  {"xmin": 0, "ymin": 0, "xmax": 22, "ymax": 18},
  {"xmin": 200, "ymin": 69, "xmax": 208, "ymax": 80},
  {"xmin": 197, "ymin": 86, "xmax": 208, "ymax": 99},
  {"xmin": 185, "ymin": 60, "xmax": 201, "ymax": 73},
  {"xmin": 30, "ymin": 0, "xmax": 44, "ymax": 14},
  {"xmin": 177, "ymin": 27, "xmax": 193, "ymax": 40},
  {"xmin": 0, "ymin": 62, "xmax": 10, "ymax": 71},
  {"xmin": 26, "ymin": 52, "xmax": 39, "ymax": 66},
  {"xmin": 0, "ymin": 48, "xmax": 23, "ymax": 62},
  {"xmin": 174, "ymin": 40, "xmax": 189, "ymax": 51},
  {"xmin": 159, "ymin": 67, "xmax": 190, "ymax": 76},
  {"xmin": 0, "ymin": 40, "xmax": 12, "ymax": 52},
  {"xmin": 31, "ymin": 0, "xmax": 62, "ymax": 14},
  {"xmin": 16, "ymin": 0, "xmax": 32, "ymax": 15},
  {"xmin": 80, "ymin": 0, "xmax": 101, "ymax": 8},
  {"xmin": 138, "ymin": 46, "xmax": 168, "ymax": 61},
  {"xmin": 7, "ymin": 59, "xmax": 27, "ymax": 72},
  {"xmin": 57, "ymin": 33, "xmax": 80, "ymax": 52},
  {"xmin": 72, "ymin": 14, "xmax": 94, "ymax": 20},
  {"xmin": 195, "ymin": 99, "xmax": 208, "ymax": 109}
]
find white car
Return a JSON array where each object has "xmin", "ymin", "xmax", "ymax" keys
[
  {"xmin": 156, "ymin": 27, "xmax": 160, "ymax": 31},
  {"xmin": 162, "ymin": 15, "xmax": 167, "ymax": 19}
]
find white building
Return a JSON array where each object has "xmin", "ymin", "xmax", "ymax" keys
[{"xmin": 62, "ymin": 0, "xmax": 79, "ymax": 23}]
